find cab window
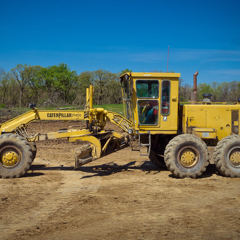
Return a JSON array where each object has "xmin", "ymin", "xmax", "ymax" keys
[
  {"xmin": 136, "ymin": 80, "xmax": 159, "ymax": 98},
  {"xmin": 138, "ymin": 100, "xmax": 158, "ymax": 125},
  {"xmin": 122, "ymin": 79, "xmax": 133, "ymax": 120},
  {"xmin": 122, "ymin": 79, "xmax": 130, "ymax": 100},
  {"xmin": 161, "ymin": 80, "xmax": 170, "ymax": 115}
]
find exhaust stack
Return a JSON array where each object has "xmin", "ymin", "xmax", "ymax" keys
[{"xmin": 190, "ymin": 71, "xmax": 198, "ymax": 104}]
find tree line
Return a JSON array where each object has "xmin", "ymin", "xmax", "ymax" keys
[
  {"xmin": 0, "ymin": 64, "xmax": 129, "ymax": 108},
  {"xmin": 179, "ymin": 79, "xmax": 240, "ymax": 102},
  {"xmin": 0, "ymin": 63, "xmax": 239, "ymax": 109}
]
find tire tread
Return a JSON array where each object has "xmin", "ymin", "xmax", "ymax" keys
[
  {"xmin": 164, "ymin": 134, "xmax": 209, "ymax": 179},
  {"xmin": 0, "ymin": 134, "xmax": 32, "ymax": 179},
  {"xmin": 213, "ymin": 135, "xmax": 240, "ymax": 178}
]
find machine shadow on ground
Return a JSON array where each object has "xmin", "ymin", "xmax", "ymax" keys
[{"xmin": 28, "ymin": 161, "xmax": 219, "ymax": 179}]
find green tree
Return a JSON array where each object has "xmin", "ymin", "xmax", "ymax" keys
[
  {"xmin": 197, "ymin": 83, "xmax": 213, "ymax": 100},
  {"xmin": 92, "ymin": 69, "xmax": 118, "ymax": 105},
  {"xmin": 178, "ymin": 78, "xmax": 192, "ymax": 102},
  {"xmin": 26, "ymin": 65, "xmax": 43, "ymax": 104},
  {"xmin": 228, "ymin": 81, "xmax": 240, "ymax": 102},
  {"xmin": 11, "ymin": 64, "xmax": 36, "ymax": 108},
  {"xmin": 0, "ymin": 73, "xmax": 19, "ymax": 107},
  {"xmin": 37, "ymin": 63, "xmax": 77, "ymax": 104},
  {"xmin": 0, "ymin": 72, "xmax": 11, "ymax": 105},
  {"xmin": 75, "ymin": 71, "xmax": 93, "ymax": 105},
  {"xmin": 179, "ymin": 83, "xmax": 192, "ymax": 102},
  {"xmin": 0, "ymin": 68, "xmax": 7, "ymax": 105},
  {"xmin": 218, "ymin": 82, "xmax": 230, "ymax": 102},
  {"xmin": 119, "ymin": 69, "xmax": 132, "ymax": 76},
  {"xmin": 105, "ymin": 77, "xmax": 122, "ymax": 104},
  {"xmin": 210, "ymin": 82, "xmax": 220, "ymax": 101}
]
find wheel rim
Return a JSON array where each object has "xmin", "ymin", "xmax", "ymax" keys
[
  {"xmin": 228, "ymin": 146, "xmax": 240, "ymax": 168},
  {"xmin": 0, "ymin": 145, "xmax": 22, "ymax": 168},
  {"xmin": 177, "ymin": 146, "xmax": 199, "ymax": 168}
]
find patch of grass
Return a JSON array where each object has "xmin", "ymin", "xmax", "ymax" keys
[{"xmin": 93, "ymin": 104, "xmax": 124, "ymax": 115}]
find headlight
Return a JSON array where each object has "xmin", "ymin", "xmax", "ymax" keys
[{"xmin": 128, "ymin": 129, "xmax": 133, "ymax": 135}]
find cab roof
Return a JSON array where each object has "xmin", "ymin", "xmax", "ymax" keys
[{"xmin": 120, "ymin": 72, "xmax": 181, "ymax": 80}]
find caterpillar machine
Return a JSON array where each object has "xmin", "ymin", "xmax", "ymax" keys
[{"xmin": 0, "ymin": 71, "xmax": 240, "ymax": 179}]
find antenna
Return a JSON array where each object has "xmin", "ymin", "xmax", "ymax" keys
[{"xmin": 167, "ymin": 46, "xmax": 169, "ymax": 72}]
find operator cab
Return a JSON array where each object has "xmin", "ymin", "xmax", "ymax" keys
[{"xmin": 120, "ymin": 72, "xmax": 180, "ymax": 134}]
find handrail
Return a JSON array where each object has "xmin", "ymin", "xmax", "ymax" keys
[{"xmin": 106, "ymin": 111, "xmax": 133, "ymax": 133}]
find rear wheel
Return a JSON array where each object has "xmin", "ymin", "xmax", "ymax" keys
[
  {"xmin": 213, "ymin": 135, "xmax": 240, "ymax": 177},
  {"xmin": 164, "ymin": 134, "xmax": 209, "ymax": 178},
  {"xmin": 0, "ymin": 134, "xmax": 33, "ymax": 178}
]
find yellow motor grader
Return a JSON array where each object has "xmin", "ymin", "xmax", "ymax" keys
[{"xmin": 0, "ymin": 72, "xmax": 240, "ymax": 179}]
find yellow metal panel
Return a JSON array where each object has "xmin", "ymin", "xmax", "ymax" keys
[
  {"xmin": 33, "ymin": 129, "xmax": 91, "ymax": 141},
  {"xmin": 182, "ymin": 105, "xmax": 206, "ymax": 133},
  {"xmin": 69, "ymin": 136, "xmax": 101, "ymax": 158},
  {"xmin": 137, "ymin": 130, "xmax": 178, "ymax": 134},
  {"xmin": 205, "ymin": 106, "xmax": 232, "ymax": 140},
  {"xmin": 193, "ymin": 128, "xmax": 217, "ymax": 139},
  {"xmin": 120, "ymin": 72, "xmax": 181, "ymax": 78},
  {"xmin": 183, "ymin": 104, "xmax": 240, "ymax": 140},
  {"xmin": 38, "ymin": 110, "xmax": 85, "ymax": 121}
]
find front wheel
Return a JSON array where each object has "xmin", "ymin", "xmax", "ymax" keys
[
  {"xmin": 164, "ymin": 134, "xmax": 209, "ymax": 178},
  {"xmin": 0, "ymin": 134, "xmax": 33, "ymax": 178},
  {"xmin": 29, "ymin": 141, "xmax": 37, "ymax": 162},
  {"xmin": 213, "ymin": 135, "xmax": 240, "ymax": 177}
]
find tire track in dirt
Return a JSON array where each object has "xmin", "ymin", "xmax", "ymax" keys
[{"xmin": 0, "ymin": 162, "xmax": 102, "ymax": 240}]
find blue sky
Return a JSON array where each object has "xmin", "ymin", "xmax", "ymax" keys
[{"xmin": 0, "ymin": 0, "xmax": 240, "ymax": 85}]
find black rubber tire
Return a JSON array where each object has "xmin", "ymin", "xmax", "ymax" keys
[
  {"xmin": 213, "ymin": 135, "xmax": 240, "ymax": 177},
  {"xmin": 164, "ymin": 134, "xmax": 209, "ymax": 178},
  {"xmin": 0, "ymin": 134, "xmax": 33, "ymax": 178},
  {"xmin": 149, "ymin": 150, "xmax": 167, "ymax": 169},
  {"xmin": 29, "ymin": 141, "xmax": 37, "ymax": 162}
]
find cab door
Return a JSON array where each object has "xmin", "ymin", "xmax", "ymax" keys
[{"xmin": 136, "ymin": 79, "xmax": 160, "ymax": 130}]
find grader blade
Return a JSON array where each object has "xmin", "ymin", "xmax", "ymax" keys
[{"xmin": 71, "ymin": 144, "xmax": 97, "ymax": 169}]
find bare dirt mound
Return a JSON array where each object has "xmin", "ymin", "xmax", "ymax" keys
[{"xmin": 0, "ymin": 121, "xmax": 240, "ymax": 240}]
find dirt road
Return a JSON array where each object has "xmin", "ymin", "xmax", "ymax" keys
[{"xmin": 0, "ymin": 121, "xmax": 240, "ymax": 239}]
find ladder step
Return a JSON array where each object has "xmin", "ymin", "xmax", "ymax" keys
[{"xmin": 137, "ymin": 131, "xmax": 151, "ymax": 157}]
